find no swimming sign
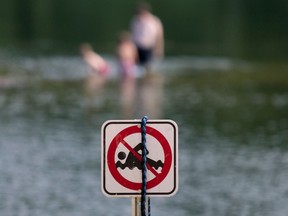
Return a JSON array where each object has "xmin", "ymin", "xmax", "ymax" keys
[{"xmin": 101, "ymin": 119, "xmax": 178, "ymax": 197}]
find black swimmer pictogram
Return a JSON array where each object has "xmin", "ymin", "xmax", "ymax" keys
[{"xmin": 116, "ymin": 143, "xmax": 164, "ymax": 170}]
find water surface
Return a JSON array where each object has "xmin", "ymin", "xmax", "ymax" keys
[{"xmin": 0, "ymin": 55, "xmax": 288, "ymax": 216}]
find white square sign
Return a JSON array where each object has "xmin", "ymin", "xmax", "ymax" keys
[{"xmin": 101, "ymin": 119, "xmax": 178, "ymax": 197}]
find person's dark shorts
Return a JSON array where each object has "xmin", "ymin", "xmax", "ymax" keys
[{"xmin": 137, "ymin": 47, "xmax": 153, "ymax": 65}]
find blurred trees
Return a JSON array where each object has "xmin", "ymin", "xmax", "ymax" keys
[{"xmin": 0, "ymin": 0, "xmax": 287, "ymax": 60}]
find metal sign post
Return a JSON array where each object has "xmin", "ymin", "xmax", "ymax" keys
[
  {"xmin": 131, "ymin": 197, "xmax": 141, "ymax": 216},
  {"xmin": 131, "ymin": 197, "xmax": 149, "ymax": 216}
]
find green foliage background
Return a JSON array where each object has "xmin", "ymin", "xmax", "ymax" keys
[{"xmin": 1, "ymin": 0, "xmax": 287, "ymax": 60}]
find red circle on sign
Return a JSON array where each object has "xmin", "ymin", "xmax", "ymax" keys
[{"xmin": 107, "ymin": 125, "xmax": 172, "ymax": 190}]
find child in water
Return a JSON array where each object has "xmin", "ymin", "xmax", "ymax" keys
[
  {"xmin": 80, "ymin": 43, "xmax": 109, "ymax": 92},
  {"xmin": 80, "ymin": 43, "xmax": 109, "ymax": 78},
  {"xmin": 117, "ymin": 31, "xmax": 138, "ymax": 79}
]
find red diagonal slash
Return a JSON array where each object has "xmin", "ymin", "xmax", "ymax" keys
[{"xmin": 120, "ymin": 138, "xmax": 160, "ymax": 177}]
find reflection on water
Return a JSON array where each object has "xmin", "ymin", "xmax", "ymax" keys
[
  {"xmin": 120, "ymin": 77, "xmax": 136, "ymax": 118},
  {"xmin": 137, "ymin": 75, "xmax": 164, "ymax": 119},
  {"xmin": 119, "ymin": 74, "xmax": 164, "ymax": 119},
  {"xmin": 0, "ymin": 55, "xmax": 288, "ymax": 216}
]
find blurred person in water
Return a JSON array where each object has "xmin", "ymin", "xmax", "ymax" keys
[
  {"xmin": 117, "ymin": 31, "xmax": 138, "ymax": 118},
  {"xmin": 117, "ymin": 31, "xmax": 138, "ymax": 79},
  {"xmin": 80, "ymin": 43, "xmax": 109, "ymax": 77},
  {"xmin": 80, "ymin": 43, "xmax": 109, "ymax": 92},
  {"xmin": 131, "ymin": 1, "xmax": 164, "ymax": 76}
]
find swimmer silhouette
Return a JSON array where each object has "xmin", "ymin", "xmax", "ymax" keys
[{"xmin": 116, "ymin": 143, "xmax": 164, "ymax": 170}]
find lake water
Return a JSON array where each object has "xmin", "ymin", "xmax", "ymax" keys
[{"xmin": 0, "ymin": 53, "xmax": 288, "ymax": 216}]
